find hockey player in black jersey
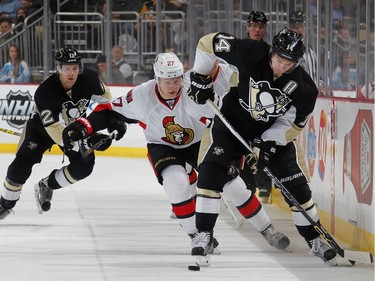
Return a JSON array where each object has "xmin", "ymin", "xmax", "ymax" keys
[
  {"xmin": 0, "ymin": 48, "xmax": 126, "ymax": 220},
  {"xmin": 186, "ymin": 28, "xmax": 338, "ymax": 265}
]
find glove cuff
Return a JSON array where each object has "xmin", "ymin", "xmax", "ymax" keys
[{"xmin": 76, "ymin": 117, "xmax": 93, "ymax": 136}]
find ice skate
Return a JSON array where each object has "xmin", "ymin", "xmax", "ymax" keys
[
  {"xmin": 191, "ymin": 231, "xmax": 214, "ymax": 266},
  {"xmin": 190, "ymin": 232, "xmax": 220, "ymax": 256},
  {"xmin": 261, "ymin": 224, "xmax": 290, "ymax": 250},
  {"xmin": 308, "ymin": 236, "xmax": 337, "ymax": 266},
  {"xmin": 0, "ymin": 206, "xmax": 14, "ymax": 220},
  {"xmin": 34, "ymin": 177, "xmax": 53, "ymax": 214}
]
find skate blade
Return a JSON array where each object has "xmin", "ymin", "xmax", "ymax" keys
[
  {"xmin": 33, "ymin": 184, "xmax": 44, "ymax": 215},
  {"xmin": 325, "ymin": 257, "xmax": 338, "ymax": 266},
  {"xmin": 195, "ymin": 254, "xmax": 211, "ymax": 267},
  {"xmin": 212, "ymin": 248, "xmax": 221, "ymax": 255}
]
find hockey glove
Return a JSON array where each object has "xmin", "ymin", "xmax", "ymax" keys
[
  {"xmin": 244, "ymin": 153, "xmax": 258, "ymax": 174},
  {"xmin": 62, "ymin": 117, "xmax": 93, "ymax": 151},
  {"xmin": 87, "ymin": 133, "xmax": 112, "ymax": 151},
  {"xmin": 188, "ymin": 72, "xmax": 214, "ymax": 104},
  {"xmin": 107, "ymin": 120, "xmax": 127, "ymax": 141},
  {"xmin": 253, "ymin": 137, "xmax": 276, "ymax": 171}
]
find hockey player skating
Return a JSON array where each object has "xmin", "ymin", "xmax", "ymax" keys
[
  {"xmin": 186, "ymin": 29, "xmax": 338, "ymax": 265},
  {"xmin": 0, "ymin": 48, "xmax": 126, "ymax": 220},
  {"xmin": 62, "ymin": 52, "xmax": 290, "ymax": 262},
  {"xmin": 241, "ymin": 10, "xmax": 274, "ymax": 203}
]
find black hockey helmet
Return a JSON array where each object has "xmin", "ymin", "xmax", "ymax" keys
[
  {"xmin": 271, "ymin": 28, "xmax": 305, "ymax": 61},
  {"xmin": 55, "ymin": 47, "xmax": 83, "ymax": 71},
  {"xmin": 289, "ymin": 10, "xmax": 306, "ymax": 24},
  {"xmin": 247, "ymin": 11, "xmax": 268, "ymax": 25}
]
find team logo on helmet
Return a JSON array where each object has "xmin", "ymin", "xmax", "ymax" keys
[
  {"xmin": 239, "ymin": 78, "xmax": 291, "ymax": 122},
  {"xmin": 161, "ymin": 116, "xmax": 194, "ymax": 145}
]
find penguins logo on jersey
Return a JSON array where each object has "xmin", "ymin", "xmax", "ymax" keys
[
  {"xmin": 61, "ymin": 99, "xmax": 89, "ymax": 125},
  {"xmin": 161, "ymin": 116, "xmax": 194, "ymax": 145},
  {"xmin": 239, "ymin": 78, "xmax": 291, "ymax": 122}
]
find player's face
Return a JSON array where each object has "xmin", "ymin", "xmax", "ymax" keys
[
  {"xmin": 58, "ymin": 64, "xmax": 80, "ymax": 90},
  {"xmin": 97, "ymin": 62, "xmax": 106, "ymax": 73},
  {"xmin": 247, "ymin": 22, "xmax": 266, "ymax": 41},
  {"xmin": 290, "ymin": 23, "xmax": 306, "ymax": 37},
  {"xmin": 158, "ymin": 77, "xmax": 183, "ymax": 99},
  {"xmin": 270, "ymin": 54, "xmax": 296, "ymax": 77}
]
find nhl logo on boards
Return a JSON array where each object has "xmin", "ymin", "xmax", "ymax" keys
[{"xmin": 0, "ymin": 90, "xmax": 35, "ymax": 129}]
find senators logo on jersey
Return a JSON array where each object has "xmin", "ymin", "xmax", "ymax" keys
[
  {"xmin": 239, "ymin": 78, "xmax": 291, "ymax": 122},
  {"xmin": 161, "ymin": 116, "xmax": 194, "ymax": 145}
]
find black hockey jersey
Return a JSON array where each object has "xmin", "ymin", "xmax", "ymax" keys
[
  {"xmin": 33, "ymin": 68, "xmax": 110, "ymax": 145},
  {"xmin": 193, "ymin": 32, "xmax": 318, "ymax": 145}
]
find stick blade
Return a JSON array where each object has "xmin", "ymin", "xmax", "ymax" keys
[{"xmin": 344, "ymin": 250, "xmax": 373, "ymax": 264}]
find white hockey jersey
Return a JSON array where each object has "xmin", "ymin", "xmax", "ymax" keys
[{"xmin": 106, "ymin": 64, "xmax": 235, "ymax": 149}]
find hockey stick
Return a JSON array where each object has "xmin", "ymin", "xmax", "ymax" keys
[
  {"xmin": 0, "ymin": 127, "xmax": 22, "ymax": 136},
  {"xmin": 79, "ymin": 130, "xmax": 118, "ymax": 158},
  {"xmin": 206, "ymin": 100, "xmax": 373, "ymax": 265},
  {"xmin": 221, "ymin": 197, "xmax": 245, "ymax": 229}
]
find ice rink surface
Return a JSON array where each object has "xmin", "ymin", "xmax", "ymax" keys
[{"xmin": 0, "ymin": 154, "xmax": 373, "ymax": 281}]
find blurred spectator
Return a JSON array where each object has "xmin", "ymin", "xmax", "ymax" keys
[
  {"xmin": 96, "ymin": 54, "xmax": 128, "ymax": 84},
  {"xmin": 332, "ymin": 0, "xmax": 343, "ymax": 30},
  {"xmin": 21, "ymin": 0, "xmax": 42, "ymax": 15},
  {"xmin": 331, "ymin": 51, "xmax": 357, "ymax": 90},
  {"xmin": 89, "ymin": 0, "xmax": 121, "ymax": 49},
  {"xmin": 21, "ymin": 0, "xmax": 42, "ymax": 23},
  {"xmin": 112, "ymin": 45, "xmax": 133, "ymax": 84},
  {"xmin": 0, "ymin": 0, "xmax": 23, "ymax": 22},
  {"xmin": 245, "ymin": 10, "xmax": 267, "ymax": 41},
  {"xmin": 114, "ymin": 0, "xmax": 142, "ymax": 52},
  {"xmin": 289, "ymin": 10, "xmax": 318, "ymax": 83},
  {"xmin": 96, "ymin": 54, "xmax": 107, "ymax": 82},
  {"xmin": 333, "ymin": 25, "xmax": 352, "ymax": 68},
  {"xmin": 14, "ymin": 7, "xmax": 26, "ymax": 33},
  {"xmin": 164, "ymin": 0, "xmax": 188, "ymax": 51},
  {"xmin": 0, "ymin": 18, "xmax": 12, "ymax": 43},
  {"xmin": 0, "ymin": 44, "xmax": 31, "ymax": 83},
  {"xmin": 359, "ymin": 80, "xmax": 375, "ymax": 99}
]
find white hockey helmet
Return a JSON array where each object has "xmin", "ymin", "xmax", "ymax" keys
[{"xmin": 153, "ymin": 52, "xmax": 183, "ymax": 79}]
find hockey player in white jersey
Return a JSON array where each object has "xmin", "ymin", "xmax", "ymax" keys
[{"xmin": 62, "ymin": 52, "xmax": 289, "ymax": 260}]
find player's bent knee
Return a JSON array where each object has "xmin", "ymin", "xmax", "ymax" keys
[
  {"xmin": 284, "ymin": 183, "xmax": 312, "ymax": 207},
  {"xmin": 197, "ymin": 162, "xmax": 230, "ymax": 192}
]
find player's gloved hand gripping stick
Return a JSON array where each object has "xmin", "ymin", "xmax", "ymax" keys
[
  {"xmin": 205, "ymin": 99, "xmax": 373, "ymax": 265},
  {"xmin": 63, "ymin": 117, "xmax": 127, "ymax": 157},
  {"xmin": 187, "ymin": 72, "xmax": 215, "ymax": 104}
]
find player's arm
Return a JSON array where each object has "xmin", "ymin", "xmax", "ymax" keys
[
  {"xmin": 90, "ymin": 82, "xmax": 112, "ymax": 104},
  {"xmin": 62, "ymin": 92, "xmax": 138, "ymax": 150}
]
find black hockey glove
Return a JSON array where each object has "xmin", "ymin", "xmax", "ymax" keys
[
  {"xmin": 240, "ymin": 153, "xmax": 258, "ymax": 192},
  {"xmin": 87, "ymin": 133, "xmax": 112, "ymax": 151},
  {"xmin": 188, "ymin": 72, "xmax": 214, "ymax": 104},
  {"xmin": 253, "ymin": 137, "xmax": 277, "ymax": 171},
  {"xmin": 62, "ymin": 117, "xmax": 93, "ymax": 151},
  {"xmin": 107, "ymin": 120, "xmax": 127, "ymax": 141},
  {"xmin": 244, "ymin": 153, "xmax": 258, "ymax": 174}
]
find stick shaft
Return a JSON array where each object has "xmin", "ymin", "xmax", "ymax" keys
[
  {"xmin": 206, "ymin": 100, "xmax": 372, "ymax": 264},
  {"xmin": 0, "ymin": 128, "xmax": 22, "ymax": 136}
]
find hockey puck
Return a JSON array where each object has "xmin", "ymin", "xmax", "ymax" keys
[{"xmin": 188, "ymin": 265, "xmax": 200, "ymax": 271}]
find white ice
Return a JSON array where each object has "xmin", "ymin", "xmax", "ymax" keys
[{"xmin": 0, "ymin": 154, "xmax": 373, "ymax": 281}]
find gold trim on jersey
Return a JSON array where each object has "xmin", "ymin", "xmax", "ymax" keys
[{"xmin": 197, "ymin": 188, "xmax": 221, "ymax": 199}]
